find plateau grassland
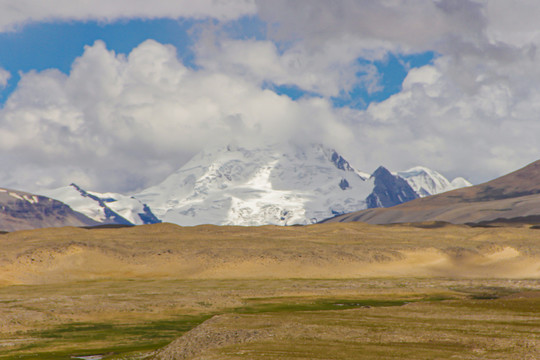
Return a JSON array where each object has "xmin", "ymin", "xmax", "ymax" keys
[{"xmin": 0, "ymin": 223, "xmax": 537, "ymax": 359}]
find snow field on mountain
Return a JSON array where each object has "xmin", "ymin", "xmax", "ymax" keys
[
  {"xmin": 40, "ymin": 185, "xmax": 156, "ymax": 225},
  {"xmin": 43, "ymin": 186, "xmax": 109, "ymax": 223},
  {"xmin": 397, "ymin": 166, "xmax": 472, "ymax": 197},
  {"xmin": 42, "ymin": 143, "xmax": 472, "ymax": 226},
  {"xmin": 136, "ymin": 144, "xmax": 374, "ymax": 225}
]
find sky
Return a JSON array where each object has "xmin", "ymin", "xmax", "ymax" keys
[{"xmin": 1, "ymin": 0, "xmax": 540, "ymax": 193}]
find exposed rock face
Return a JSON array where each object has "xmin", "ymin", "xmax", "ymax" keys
[
  {"xmin": 366, "ymin": 166, "xmax": 419, "ymax": 208},
  {"xmin": 0, "ymin": 188, "xmax": 97, "ymax": 232}
]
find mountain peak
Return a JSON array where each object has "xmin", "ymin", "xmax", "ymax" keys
[
  {"xmin": 397, "ymin": 165, "xmax": 468, "ymax": 197},
  {"xmin": 131, "ymin": 145, "xmax": 471, "ymax": 225},
  {"xmin": 371, "ymin": 165, "xmax": 392, "ymax": 178},
  {"xmin": 366, "ymin": 166, "xmax": 418, "ymax": 208},
  {"xmin": 450, "ymin": 177, "xmax": 472, "ymax": 189},
  {"xmin": 135, "ymin": 143, "xmax": 375, "ymax": 226}
]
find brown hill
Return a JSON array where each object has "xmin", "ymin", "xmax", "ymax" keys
[
  {"xmin": 0, "ymin": 187, "xmax": 98, "ymax": 232},
  {"xmin": 323, "ymin": 159, "xmax": 540, "ymax": 225},
  {"xmin": 0, "ymin": 222, "xmax": 538, "ymax": 286}
]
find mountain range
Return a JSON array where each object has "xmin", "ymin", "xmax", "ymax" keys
[
  {"xmin": 324, "ymin": 159, "xmax": 540, "ymax": 225},
  {"xmin": 0, "ymin": 143, "xmax": 477, "ymax": 231},
  {"xmin": 36, "ymin": 143, "xmax": 470, "ymax": 228}
]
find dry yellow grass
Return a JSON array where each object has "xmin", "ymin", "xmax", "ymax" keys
[{"xmin": 0, "ymin": 222, "xmax": 539, "ymax": 285}]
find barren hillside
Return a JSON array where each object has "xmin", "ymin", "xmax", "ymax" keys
[{"xmin": 1, "ymin": 222, "xmax": 539, "ymax": 286}]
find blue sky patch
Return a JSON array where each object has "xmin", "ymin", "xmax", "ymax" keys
[
  {"xmin": 332, "ymin": 52, "xmax": 436, "ymax": 109},
  {"xmin": 267, "ymin": 51, "xmax": 436, "ymax": 109},
  {"xmin": 266, "ymin": 83, "xmax": 320, "ymax": 101},
  {"xmin": 0, "ymin": 18, "xmax": 201, "ymax": 103}
]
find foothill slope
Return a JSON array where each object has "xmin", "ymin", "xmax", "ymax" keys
[{"xmin": 324, "ymin": 159, "xmax": 540, "ymax": 225}]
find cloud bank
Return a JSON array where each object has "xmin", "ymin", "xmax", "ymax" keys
[
  {"xmin": 0, "ymin": 40, "xmax": 347, "ymax": 192},
  {"xmin": 2, "ymin": 1, "xmax": 540, "ymax": 193},
  {"xmin": 0, "ymin": 0, "xmax": 256, "ymax": 31},
  {"xmin": 254, "ymin": 0, "xmax": 540, "ymax": 182}
]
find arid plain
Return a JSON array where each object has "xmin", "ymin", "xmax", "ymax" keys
[{"xmin": 0, "ymin": 222, "xmax": 538, "ymax": 359}]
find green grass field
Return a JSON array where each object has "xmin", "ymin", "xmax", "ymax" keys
[{"xmin": 0, "ymin": 279, "xmax": 537, "ymax": 359}]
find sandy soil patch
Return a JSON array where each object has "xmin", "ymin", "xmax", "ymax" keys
[{"xmin": 0, "ymin": 222, "xmax": 539, "ymax": 285}]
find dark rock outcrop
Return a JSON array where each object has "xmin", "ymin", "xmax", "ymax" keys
[{"xmin": 366, "ymin": 166, "xmax": 419, "ymax": 208}]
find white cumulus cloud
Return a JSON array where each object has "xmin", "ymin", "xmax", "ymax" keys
[
  {"xmin": 194, "ymin": 36, "xmax": 382, "ymax": 98},
  {"xmin": 0, "ymin": 40, "xmax": 348, "ymax": 192}
]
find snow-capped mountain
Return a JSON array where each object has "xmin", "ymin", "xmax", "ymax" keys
[
  {"xmin": 325, "ymin": 158, "xmax": 540, "ymax": 225},
  {"xmin": 397, "ymin": 166, "xmax": 472, "ymax": 197},
  {"xmin": 41, "ymin": 144, "xmax": 472, "ymax": 227},
  {"xmin": 134, "ymin": 143, "xmax": 376, "ymax": 226},
  {"xmin": 450, "ymin": 177, "xmax": 473, "ymax": 190},
  {"xmin": 40, "ymin": 183, "xmax": 160, "ymax": 225}
]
